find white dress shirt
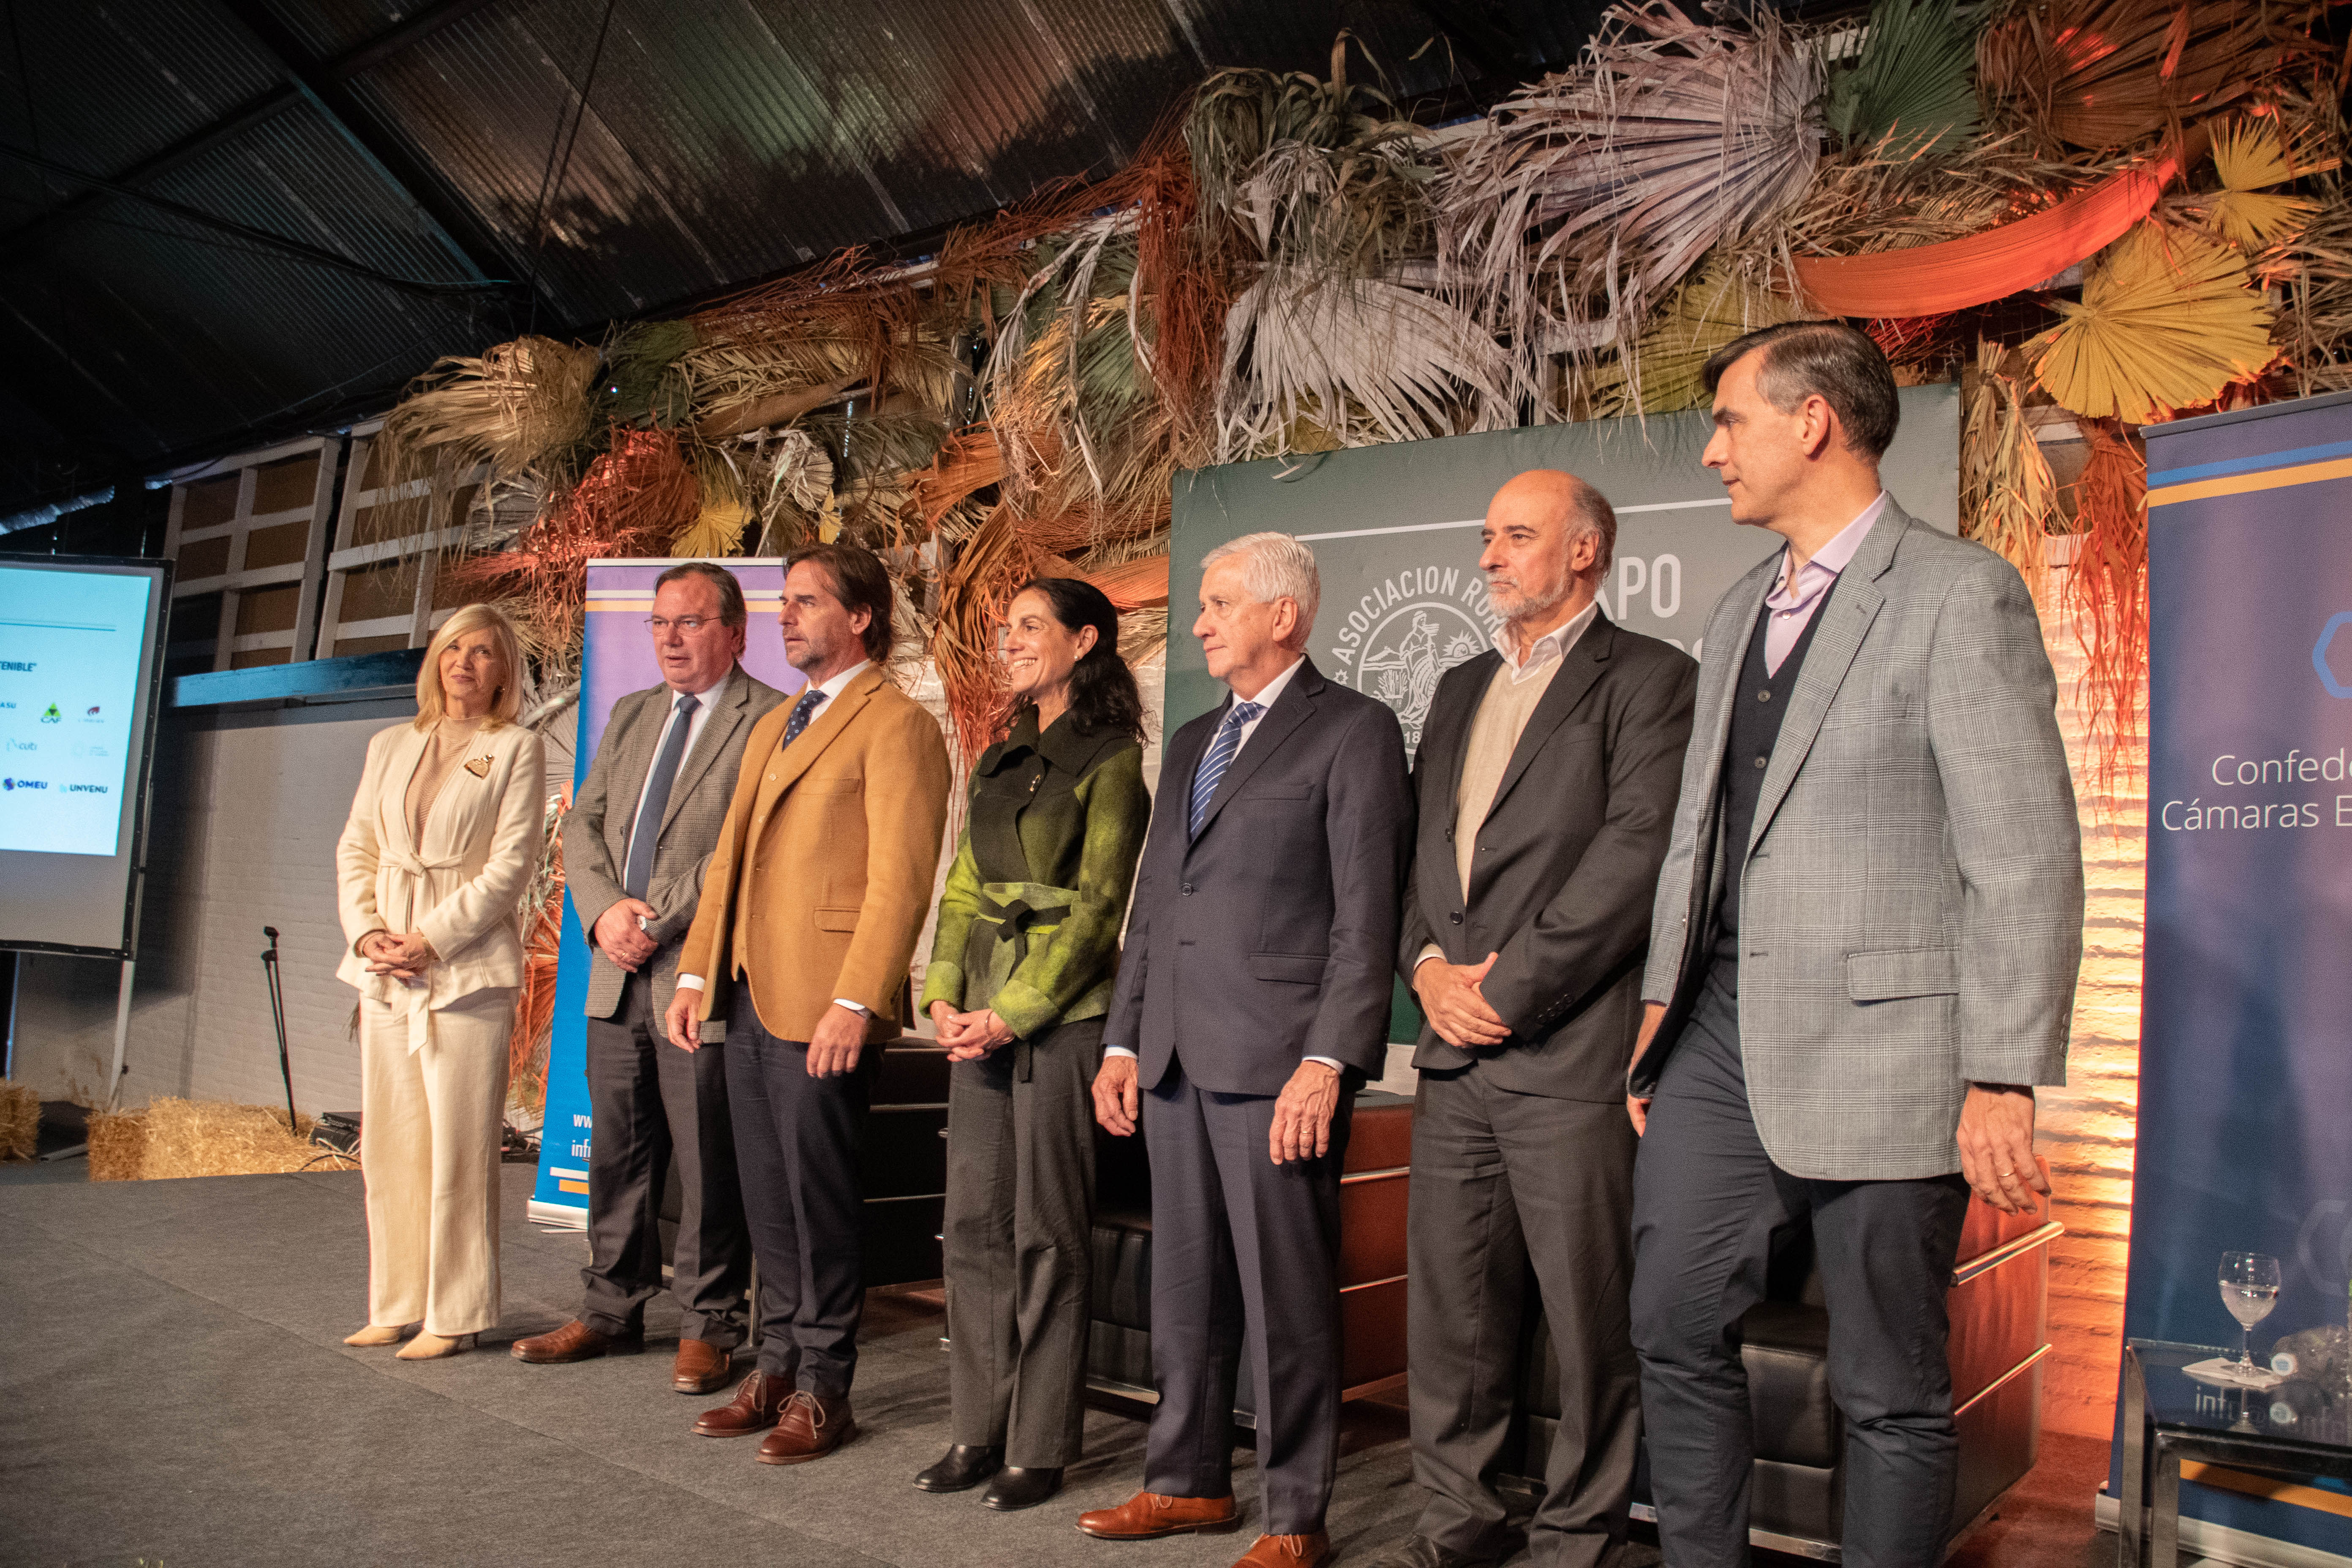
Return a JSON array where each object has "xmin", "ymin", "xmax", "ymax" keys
[
  {"xmin": 675, "ymin": 660, "xmax": 874, "ymax": 1013},
  {"xmin": 1107, "ymin": 655, "xmax": 1345, "ymax": 1072}
]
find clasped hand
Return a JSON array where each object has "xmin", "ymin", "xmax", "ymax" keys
[
  {"xmin": 591, "ymin": 898, "xmax": 659, "ymax": 971},
  {"xmin": 1414, "ymin": 952, "xmax": 1508, "ymax": 1048},
  {"xmin": 361, "ymin": 930, "xmax": 434, "ymax": 984},
  {"xmin": 930, "ymin": 1001, "xmax": 1014, "ymax": 1062}
]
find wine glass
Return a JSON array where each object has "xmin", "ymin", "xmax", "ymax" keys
[{"xmin": 2219, "ymin": 1252, "xmax": 2283, "ymax": 1369}]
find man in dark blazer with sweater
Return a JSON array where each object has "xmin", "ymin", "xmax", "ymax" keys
[
  {"xmin": 1374, "ymin": 472, "xmax": 1695, "ymax": 1568},
  {"xmin": 515, "ymin": 561, "xmax": 785, "ymax": 1394},
  {"xmin": 1081, "ymin": 532, "xmax": 1413, "ymax": 1568}
]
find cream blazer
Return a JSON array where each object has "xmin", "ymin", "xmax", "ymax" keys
[{"xmin": 336, "ymin": 719, "xmax": 546, "ymax": 1051}]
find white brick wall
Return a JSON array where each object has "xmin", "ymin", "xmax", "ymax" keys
[{"xmin": 9, "ymin": 696, "xmax": 413, "ymax": 1116}]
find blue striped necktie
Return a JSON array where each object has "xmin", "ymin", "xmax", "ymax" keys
[
  {"xmin": 623, "ymin": 693, "xmax": 698, "ymax": 899},
  {"xmin": 783, "ymin": 686, "xmax": 824, "ymax": 745},
  {"xmin": 1188, "ymin": 700, "xmax": 1262, "ymax": 839}
]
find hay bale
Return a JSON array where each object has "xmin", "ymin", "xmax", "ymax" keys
[
  {"xmin": 0, "ymin": 1080, "xmax": 37, "ymax": 1161},
  {"xmin": 139, "ymin": 1097, "xmax": 327, "ymax": 1179},
  {"xmin": 87, "ymin": 1109, "xmax": 148, "ymax": 1181}
]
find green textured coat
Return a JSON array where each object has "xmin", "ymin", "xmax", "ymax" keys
[{"xmin": 920, "ymin": 708, "xmax": 1151, "ymax": 1042}]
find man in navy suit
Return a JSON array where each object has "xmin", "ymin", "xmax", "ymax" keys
[{"xmin": 1078, "ymin": 531, "xmax": 1414, "ymax": 1568}]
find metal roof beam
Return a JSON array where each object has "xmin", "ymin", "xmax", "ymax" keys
[{"xmin": 0, "ymin": 0, "xmax": 522, "ymax": 302}]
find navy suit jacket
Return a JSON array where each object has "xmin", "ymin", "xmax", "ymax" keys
[{"xmin": 1106, "ymin": 656, "xmax": 1414, "ymax": 1097}]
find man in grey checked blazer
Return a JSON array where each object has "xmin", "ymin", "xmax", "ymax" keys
[
  {"xmin": 1625, "ymin": 324, "xmax": 2082, "ymax": 1567},
  {"xmin": 513, "ymin": 562, "xmax": 785, "ymax": 1394}
]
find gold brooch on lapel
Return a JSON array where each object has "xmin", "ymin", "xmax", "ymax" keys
[{"xmin": 463, "ymin": 757, "xmax": 492, "ymax": 778}]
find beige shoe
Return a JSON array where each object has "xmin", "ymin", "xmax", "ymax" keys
[
  {"xmin": 343, "ymin": 1323, "xmax": 410, "ymax": 1347},
  {"xmin": 395, "ymin": 1331, "xmax": 476, "ymax": 1360}
]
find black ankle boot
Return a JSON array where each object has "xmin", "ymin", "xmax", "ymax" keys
[
  {"xmin": 913, "ymin": 1443, "xmax": 1003, "ymax": 1492},
  {"xmin": 981, "ymin": 1465, "xmax": 1063, "ymax": 1511}
]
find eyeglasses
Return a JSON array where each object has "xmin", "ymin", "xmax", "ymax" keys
[{"xmin": 645, "ymin": 615, "xmax": 720, "ymax": 634}]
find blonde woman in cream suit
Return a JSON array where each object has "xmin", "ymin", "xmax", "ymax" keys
[{"xmin": 336, "ymin": 603, "xmax": 545, "ymax": 1360}]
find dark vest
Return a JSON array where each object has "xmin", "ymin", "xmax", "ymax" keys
[{"xmin": 1707, "ymin": 571, "xmax": 1840, "ymax": 987}]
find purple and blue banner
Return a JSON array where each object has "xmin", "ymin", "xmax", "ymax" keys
[
  {"xmin": 2127, "ymin": 389, "xmax": 2352, "ymax": 1554},
  {"xmin": 528, "ymin": 558, "xmax": 802, "ymax": 1224}
]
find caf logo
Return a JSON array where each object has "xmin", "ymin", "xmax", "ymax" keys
[{"xmin": 1345, "ymin": 601, "xmax": 1488, "ymax": 753}]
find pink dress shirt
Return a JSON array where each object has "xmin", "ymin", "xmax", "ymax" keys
[{"xmin": 1761, "ymin": 492, "xmax": 1887, "ymax": 675}]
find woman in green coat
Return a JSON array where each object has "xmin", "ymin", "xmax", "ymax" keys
[{"xmin": 913, "ymin": 577, "xmax": 1152, "ymax": 1512}]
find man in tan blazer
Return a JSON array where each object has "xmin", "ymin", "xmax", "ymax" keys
[
  {"xmin": 513, "ymin": 562, "xmax": 784, "ymax": 1394},
  {"xmin": 665, "ymin": 542, "xmax": 951, "ymax": 1466}
]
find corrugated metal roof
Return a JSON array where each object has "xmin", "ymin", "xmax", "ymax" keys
[{"xmin": 0, "ymin": 0, "xmax": 1615, "ymax": 516}]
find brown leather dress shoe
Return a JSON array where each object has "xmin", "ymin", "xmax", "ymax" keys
[
  {"xmin": 693, "ymin": 1369, "xmax": 789, "ymax": 1437},
  {"xmin": 756, "ymin": 1390, "xmax": 856, "ymax": 1465},
  {"xmin": 1076, "ymin": 1491, "xmax": 1241, "ymax": 1540},
  {"xmin": 672, "ymin": 1339, "xmax": 732, "ymax": 1394},
  {"xmin": 511, "ymin": 1319, "xmax": 635, "ymax": 1364},
  {"xmin": 1233, "ymin": 1532, "xmax": 1331, "ymax": 1568}
]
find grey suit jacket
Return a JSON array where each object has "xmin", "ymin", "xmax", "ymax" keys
[
  {"xmin": 1399, "ymin": 612, "xmax": 1696, "ymax": 1102},
  {"xmin": 566, "ymin": 665, "xmax": 786, "ymax": 1036},
  {"xmin": 1633, "ymin": 501, "xmax": 2083, "ymax": 1181},
  {"xmin": 1105, "ymin": 657, "xmax": 1414, "ymax": 1097}
]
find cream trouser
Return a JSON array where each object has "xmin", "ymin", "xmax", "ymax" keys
[{"xmin": 359, "ymin": 985, "xmax": 515, "ymax": 1336}]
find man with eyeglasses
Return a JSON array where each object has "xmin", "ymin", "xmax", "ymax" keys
[{"xmin": 513, "ymin": 561, "xmax": 785, "ymax": 1395}]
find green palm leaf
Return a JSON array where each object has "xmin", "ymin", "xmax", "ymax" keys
[{"xmin": 1826, "ymin": 0, "xmax": 1983, "ymax": 158}]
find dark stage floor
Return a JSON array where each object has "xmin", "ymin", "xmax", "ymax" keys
[{"xmin": 0, "ymin": 1162, "xmax": 2115, "ymax": 1568}]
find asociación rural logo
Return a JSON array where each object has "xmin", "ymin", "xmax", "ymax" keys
[{"xmin": 1328, "ymin": 564, "xmax": 1500, "ymax": 753}]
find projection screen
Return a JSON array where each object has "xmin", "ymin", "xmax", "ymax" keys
[{"xmin": 0, "ymin": 553, "xmax": 172, "ymax": 958}]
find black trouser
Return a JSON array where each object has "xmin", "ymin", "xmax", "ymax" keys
[
  {"xmin": 943, "ymin": 1015, "xmax": 1101, "ymax": 1467},
  {"xmin": 724, "ymin": 1009, "xmax": 878, "ymax": 1394},
  {"xmin": 1141, "ymin": 1059, "xmax": 1353, "ymax": 1537},
  {"xmin": 1629, "ymin": 977, "xmax": 1969, "ymax": 1568},
  {"xmin": 580, "ymin": 971, "xmax": 750, "ymax": 1348},
  {"xmin": 1407, "ymin": 1065, "xmax": 1640, "ymax": 1568}
]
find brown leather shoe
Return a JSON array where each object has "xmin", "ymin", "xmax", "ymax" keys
[
  {"xmin": 692, "ymin": 1369, "xmax": 789, "ymax": 1437},
  {"xmin": 1233, "ymin": 1533, "xmax": 1331, "ymax": 1568},
  {"xmin": 510, "ymin": 1319, "xmax": 635, "ymax": 1364},
  {"xmin": 1076, "ymin": 1491, "xmax": 1241, "ymax": 1540},
  {"xmin": 672, "ymin": 1338, "xmax": 732, "ymax": 1394},
  {"xmin": 756, "ymin": 1390, "xmax": 857, "ymax": 1465}
]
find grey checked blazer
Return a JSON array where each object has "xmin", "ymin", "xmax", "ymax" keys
[
  {"xmin": 1633, "ymin": 501, "xmax": 2083, "ymax": 1181},
  {"xmin": 566, "ymin": 665, "xmax": 786, "ymax": 1037}
]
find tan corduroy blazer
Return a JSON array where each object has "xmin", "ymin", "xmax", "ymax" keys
[
  {"xmin": 335, "ymin": 719, "xmax": 546, "ymax": 1034},
  {"xmin": 676, "ymin": 664, "xmax": 951, "ymax": 1044}
]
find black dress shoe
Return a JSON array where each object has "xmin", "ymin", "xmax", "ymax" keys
[
  {"xmin": 1360, "ymin": 1536, "xmax": 1496, "ymax": 1568},
  {"xmin": 913, "ymin": 1443, "xmax": 1004, "ymax": 1492},
  {"xmin": 980, "ymin": 1465, "xmax": 1063, "ymax": 1511}
]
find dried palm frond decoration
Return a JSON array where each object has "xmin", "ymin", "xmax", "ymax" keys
[
  {"xmin": 1960, "ymin": 341, "xmax": 2058, "ymax": 599},
  {"xmin": 2064, "ymin": 420, "xmax": 2150, "ymax": 798},
  {"xmin": 2263, "ymin": 163, "xmax": 2352, "ymax": 393},
  {"xmin": 2193, "ymin": 117, "xmax": 2330, "ymax": 250},
  {"xmin": 1592, "ymin": 257, "xmax": 1803, "ymax": 415},
  {"xmin": 2029, "ymin": 222, "xmax": 2275, "ymax": 421},
  {"xmin": 1978, "ymin": 0, "xmax": 2330, "ymax": 155},
  {"xmin": 1824, "ymin": 0, "xmax": 1983, "ymax": 159},
  {"xmin": 365, "ymin": 336, "xmax": 600, "ymax": 542},
  {"xmin": 1443, "ymin": 3, "xmax": 1822, "ymax": 378}
]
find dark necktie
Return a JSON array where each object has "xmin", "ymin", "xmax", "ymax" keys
[
  {"xmin": 1188, "ymin": 700, "xmax": 1262, "ymax": 839},
  {"xmin": 783, "ymin": 686, "xmax": 825, "ymax": 746},
  {"xmin": 624, "ymin": 692, "xmax": 699, "ymax": 899}
]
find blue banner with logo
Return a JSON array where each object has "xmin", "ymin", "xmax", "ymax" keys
[
  {"xmin": 2127, "ymin": 389, "xmax": 2352, "ymax": 1554},
  {"xmin": 528, "ymin": 559, "xmax": 801, "ymax": 1223}
]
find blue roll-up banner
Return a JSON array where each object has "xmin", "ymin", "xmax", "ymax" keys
[
  {"xmin": 2128, "ymin": 389, "xmax": 2352, "ymax": 1553},
  {"xmin": 527, "ymin": 559, "xmax": 802, "ymax": 1226}
]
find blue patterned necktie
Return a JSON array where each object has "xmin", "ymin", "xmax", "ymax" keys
[
  {"xmin": 1188, "ymin": 700, "xmax": 1262, "ymax": 839},
  {"xmin": 623, "ymin": 693, "xmax": 698, "ymax": 899},
  {"xmin": 783, "ymin": 686, "xmax": 825, "ymax": 745}
]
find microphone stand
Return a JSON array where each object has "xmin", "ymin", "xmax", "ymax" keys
[{"xmin": 261, "ymin": 926, "xmax": 298, "ymax": 1136}]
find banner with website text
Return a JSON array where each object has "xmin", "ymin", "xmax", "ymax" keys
[
  {"xmin": 528, "ymin": 558, "xmax": 802, "ymax": 1225},
  {"xmin": 1168, "ymin": 384, "xmax": 1960, "ymax": 1052},
  {"xmin": 2126, "ymin": 389, "xmax": 2352, "ymax": 1555}
]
